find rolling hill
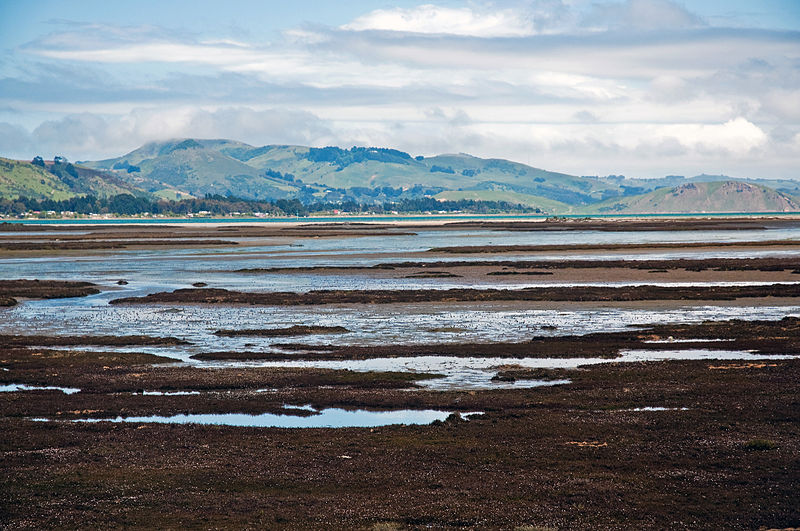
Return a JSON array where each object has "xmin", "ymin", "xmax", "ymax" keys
[
  {"xmin": 588, "ymin": 181, "xmax": 800, "ymax": 214},
  {"xmin": 1, "ymin": 138, "xmax": 797, "ymax": 215},
  {"xmin": 0, "ymin": 157, "xmax": 139, "ymax": 201},
  {"xmin": 82, "ymin": 139, "xmax": 622, "ymax": 209}
]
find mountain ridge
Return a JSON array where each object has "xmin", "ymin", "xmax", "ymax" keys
[
  {"xmin": 1, "ymin": 137, "xmax": 796, "ymax": 214},
  {"xmin": 80, "ymin": 138, "xmax": 630, "ymax": 208}
]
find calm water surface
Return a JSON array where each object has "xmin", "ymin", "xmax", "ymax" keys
[{"xmin": 3, "ymin": 225, "xmax": 800, "ymax": 390}]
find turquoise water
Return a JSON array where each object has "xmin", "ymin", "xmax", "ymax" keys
[{"xmin": 4, "ymin": 211, "xmax": 799, "ymax": 225}]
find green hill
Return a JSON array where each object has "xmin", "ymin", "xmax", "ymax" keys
[
  {"xmin": 83, "ymin": 140, "xmax": 619, "ymax": 207},
  {"xmin": 87, "ymin": 139, "xmax": 299, "ymax": 200},
  {"xmin": 10, "ymin": 138, "xmax": 788, "ymax": 214},
  {"xmin": 588, "ymin": 181, "xmax": 800, "ymax": 214},
  {"xmin": 0, "ymin": 158, "xmax": 75, "ymax": 200},
  {"xmin": 0, "ymin": 157, "xmax": 144, "ymax": 201}
]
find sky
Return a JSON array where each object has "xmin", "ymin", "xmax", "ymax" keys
[{"xmin": 0, "ymin": 0, "xmax": 798, "ymax": 179}]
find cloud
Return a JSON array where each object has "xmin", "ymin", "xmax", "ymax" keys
[
  {"xmin": 582, "ymin": 0, "xmax": 706, "ymax": 32},
  {"xmin": 24, "ymin": 107, "xmax": 332, "ymax": 160},
  {"xmin": 4, "ymin": 6, "xmax": 799, "ymax": 179},
  {"xmin": 28, "ymin": 41, "xmax": 265, "ymax": 65},
  {"xmin": 658, "ymin": 117, "xmax": 768, "ymax": 155},
  {"xmin": 0, "ymin": 122, "xmax": 34, "ymax": 154},
  {"xmin": 341, "ymin": 4, "xmax": 535, "ymax": 38},
  {"xmin": 573, "ymin": 110, "xmax": 598, "ymax": 123}
]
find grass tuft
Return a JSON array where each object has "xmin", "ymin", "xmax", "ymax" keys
[{"xmin": 744, "ymin": 439, "xmax": 777, "ymax": 451}]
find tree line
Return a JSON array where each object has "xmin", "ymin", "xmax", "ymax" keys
[{"xmin": 0, "ymin": 193, "xmax": 537, "ymax": 217}]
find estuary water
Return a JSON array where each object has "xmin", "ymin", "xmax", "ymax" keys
[{"xmin": 3, "ymin": 224, "xmax": 800, "ymax": 390}]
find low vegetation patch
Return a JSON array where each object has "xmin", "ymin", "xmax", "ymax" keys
[{"xmin": 744, "ymin": 439, "xmax": 777, "ymax": 451}]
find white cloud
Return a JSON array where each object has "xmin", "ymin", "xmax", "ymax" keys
[
  {"xmin": 573, "ymin": 110, "xmax": 599, "ymax": 123},
  {"xmin": 6, "ymin": 5, "xmax": 799, "ymax": 179},
  {"xmin": 341, "ymin": 4, "xmax": 535, "ymax": 37},
  {"xmin": 25, "ymin": 107, "xmax": 332, "ymax": 160},
  {"xmin": 3, "ymin": 105, "xmax": 797, "ymax": 180},
  {"xmin": 30, "ymin": 42, "xmax": 265, "ymax": 65},
  {"xmin": 654, "ymin": 117, "xmax": 768, "ymax": 155}
]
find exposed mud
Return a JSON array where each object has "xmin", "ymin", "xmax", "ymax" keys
[
  {"xmin": 214, "ymin": 326, "xmax": 349, "ymax": 337},
  {"xmin": 192, "ymin": 317, "xmax": 800, "ymax": 361},
  {"xmin": 2, "ymin": 356, "xmax": 798, "ymax": 529},
  {"xmin": 111, "ymin": 283, "xmax": 800, "ymax": 306},
  {"xmin": 0, "ymin": 348, "xmax": 176, "ymax": 371},
  {"xmin": 4, "ymin": 218, "xmax": 800, "ymax": 528},
  {"xmin": 236, "ymin": 257, "xmax": 800, "ymax": 274},
  {"xmin": 491, "ymin": 366, "xmax": 574, "ymax": 382},
  {"xmin": 1, "ymin": 348, "xmax": 438, "ymax": 398},
  {"xmin": 0, "ymin": 239, "xmax": 237, "ymax": 251},
  {"xmin": 0, "ymin": 279, "xmax": 100, "ymax": 306},
  {"xmin": 0, "ymin": 334, "xmax": 188, "ymax": 348},
  {"xmin": 403, "ymin": 271, "xmax": 463, "ymax": 278},
  {"xmin": 231, "ymin": 258, "xmax": 800, "ymax": 288}
]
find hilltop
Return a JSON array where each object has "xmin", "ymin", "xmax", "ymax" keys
[{"xmin": 589, "ymin": 181, "xmax": 800, "ymax": 214}]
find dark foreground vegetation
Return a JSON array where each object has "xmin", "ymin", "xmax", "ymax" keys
[
  {"xmin": 3, "ymin": 219, "xmax": 800, "ymax": 529},
  {"xmin": 1, "ymin": 343, "xmax": 798, "ymax": 528}
]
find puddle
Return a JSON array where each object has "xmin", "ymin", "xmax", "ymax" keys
[
  {"xmin": 138, "ymin": 390, "xmax": 202, "ymax": 396},
  {"xmin": 42, "ymin": 408, "xmax": 483, "ymax": 428},
  {"xmin": 0, "ymin": 384, "xmax": 80, "ymax": 394},
  {"xmin": 420, "ymin": 372, "xmax": 571, "ymax": 391},
  {"xmin": 614, "ymin": 349, "xmax": 799, "ymax": 362},
  {"xmin": 282, "ymin": 404, "xmax": 316, "ymax": 412},
  {"xmin": 223, "ymin": 349, "xmax": 799, "ymax": 391},
  {"xmin": 627, "ymin": 407, "xmax": 689, "ymax": 411},
  {"xmin": 641, "ymin": 338, "xmax": 735, "ymax": 344}
]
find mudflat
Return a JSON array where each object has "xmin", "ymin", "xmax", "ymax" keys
[
  {"xmin": 2, "ymin": 350, "xmax": 798, "ymax": 529},
  {"xmin": 2, "ymin": 217, "xmax": 800, "ymax": 529},
  {"xmin": 110, "ymin": 284, "xmax": 800, "ymax": 306}
]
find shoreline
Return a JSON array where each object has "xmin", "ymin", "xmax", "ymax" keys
[{"xmin": 5, "ymin": 211, "xmax": 800, "ymax": 227}]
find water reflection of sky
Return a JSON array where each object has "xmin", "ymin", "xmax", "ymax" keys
[
  {"xmin": 64, "ymin": 408, "xmax": 477, "ymax": 428},
  {"xmin": 3, "ymin": 225, "xmax": 800, "ymax": 391}
]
